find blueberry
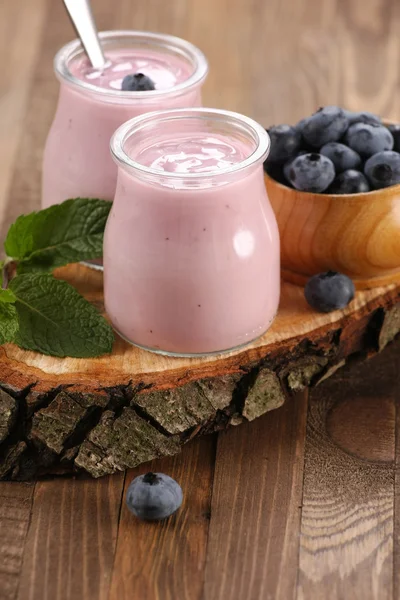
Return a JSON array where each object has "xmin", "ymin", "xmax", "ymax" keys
[
  {"xmin": 364, "ymin": 150, "xmax": 400, "ymax": 189},
  {"xmin": 328, "ymin": 169, "xmax": 370, "ymax": 194},
  {"xmin": 294, "ymin": 117, "xmax": 308, "ymax": 134},
  {"xmin": 283, "ymin": 150, "xmax": 307, "ymax": 183},
  {"xmin": 320, "ymin": 142, "xmax": 361, "ymax": 172},
  {"xmin": 263, "ymin": 161, "xmax": 287, "ymax": 185},
  {"xmin": 121, "ymin": 73, "xmax": 155, "ymax": 91},
  {"xmin": 266, "ymin": 125, "xmax": 302, "ymax": 163},
  {"xmin": 344, "ymin": 110, "xmax": 381, "ymax": 126},
  {"xmin": 344, "ymin": 123, "xmax": 394, "ymax": 157},
  {"xmin": 301, "ymin": 106, "xmax": 349, "ymax": 147},
  {"xmin": 305, "ymin": 271, "xmax": 355, "ymax": 313},
  {"xmin": 387, "ymin": 124, "xmax": 400, "ymax": 152},
  {"xmin": 126, "ymin": 472, "xmax": 183, "ymax": 520},
  {"xmin": 286, "ymin": 153, "xmax": 335, "ymax": 193}
]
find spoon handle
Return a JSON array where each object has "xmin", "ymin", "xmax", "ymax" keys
[{"xmin": 62, "ymin": 0, "xmax": 106, "ymax": 69}]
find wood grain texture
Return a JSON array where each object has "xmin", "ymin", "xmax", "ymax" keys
[
  {"xmin": 203, "ymin": 394, "xmax": 308, "ymax": 600},
  {"xmin": 109, "ymin": 436, "xmax": 215, "ymax": 600},
  {"xmin": 0, "ymin": 0, "xmax": 48, "ymax": 227},
  {"xmin": 0, "ymin": 483, "xmax": 34, "ymax": 600},
  {"xmin": 16, "ymin": 474, "xmax": 125, "ymax": 600},
  {"xmin": 298, "ymin": 347, "xmax": 399, "ymax": 599},
  {"xmin": 266, "ymin": 173, "xmax": 400, "ymax": 289}
]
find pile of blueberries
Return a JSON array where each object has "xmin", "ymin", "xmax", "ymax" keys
[{"xmin": 264, "ymin": 106, "xmax": 400, "ymax": 194}]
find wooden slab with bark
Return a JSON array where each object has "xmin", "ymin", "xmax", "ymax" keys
[{"xmin": 0, "ymin": 263, "xmax": 399, "ymax": 480}]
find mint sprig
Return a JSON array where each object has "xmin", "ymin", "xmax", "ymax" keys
[
  {"xmin": 1, "ymin": 198, "xmax": 114, "ymax": 358},
  {"xmin": 5, "ymin": 198, "xmax": 111, "ymax": 273},
  {"xmin": 10, "ymin": 274, "xmax": 113, "ymax": 358}
]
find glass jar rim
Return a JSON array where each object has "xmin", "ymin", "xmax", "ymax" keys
[
  {"xmin": 54, "ymin": 30, "xmax": 209, "ymax": 100},
  {"xmin": 110, "ymin": 108, "xmax": 271, "ymax": 180}
]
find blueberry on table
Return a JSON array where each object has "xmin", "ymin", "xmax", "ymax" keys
[
  {"xmin": 121, "ymin": 73, "xmax": 156, "ymax": 91},
  {"xmin": 305, "ymin": 271, "xmax": 355, "ymax": 313},
  {"xmin": 344, "ymin": 123, "xmax": 394, "ymax": 157},
  {"xmin": 387, "ymin": 124, "xmax": 400, "ymax": 152},
  {"xmin": 364, "ymin": 150, "xmax": 400, "ymax": 189},
  {"xmin": 301, "ymin": 106, "xmax": 349, "ymax": 147},
  {"xmin": 286, "ymin": 153, "xmax": 335, "ymax": 193},
  {"xmin": 320, "ymin": 142, "xmax": 361, "ymax": 173},
  {"xmin": 126, "ymin": 472, "xmax": 183, "ymax": 520},
  {"xmin": 344, "ymin": 110, "xmax": 381, "ymax": 126},
  {"xmin": 266, "ymin": 125, "xmax": 302, "ymax": 163},
  {"xmin": 328, "ymin": 169, "xmax": 370, "ymax": 194}
]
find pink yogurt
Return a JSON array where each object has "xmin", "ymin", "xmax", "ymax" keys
[
  {"xmin": 41, "ymin": 31, "xmax": 208, "ymax": 208},
  {"xmin": 104, "ymin": 109, "xmax": 280, "ymax": 356}
]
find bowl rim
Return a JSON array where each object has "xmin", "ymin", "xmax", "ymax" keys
[{"xmin": 264, "ymin": 170, "xmax": 400, "ymax": 199}]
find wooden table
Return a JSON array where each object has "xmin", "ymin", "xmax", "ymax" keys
[{"xmin": 1, "ymin": 0, "xmax": 399, "ymax": 598}]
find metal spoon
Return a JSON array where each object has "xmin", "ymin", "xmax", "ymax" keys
[{"xmin": 62, "ymin": 0, "xmax": 107, "ymax": 70}]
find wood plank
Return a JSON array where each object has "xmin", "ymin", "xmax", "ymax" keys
[
  {"xmin": 0, "ymin": 0, "xmax": 48, "ymax": 226},
  {"xmin": 17, "ymin": 474, "xmax": 125, "ymax": 600},
  {"xmin": 298, "ymin": 347, "xmax": 399, "ymax": 599},
  {"xmin": 109, "ymin": 435, "xmax": 215, "ymax": 600},
  {"xmin": 0, "ymin": 483, "xmax": 34, "ymax": 600},
  {"xmin": 393, "ymin": 362, "xmax": 400, "ymax": 600},
  {"xmin": 203, "ymin": 393, "xmax": 308, "ymax": 600}
]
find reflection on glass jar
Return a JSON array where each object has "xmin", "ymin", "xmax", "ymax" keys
[
  {"xmin": 41, "ymin": 31, "xmax": 208, "ymax": 208},
  {"xmin": 105, "ymin": 108, "xmax": 280, "ymax": 356}
]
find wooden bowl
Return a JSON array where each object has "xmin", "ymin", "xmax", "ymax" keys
[{"xmin": 265, "ymin": 172, "xmax": 400, "ymax": 289}]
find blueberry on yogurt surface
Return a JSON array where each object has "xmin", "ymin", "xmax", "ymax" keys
[{"xmin": 121, "ymin": 73, "xmax": 156, "ymax": 91}]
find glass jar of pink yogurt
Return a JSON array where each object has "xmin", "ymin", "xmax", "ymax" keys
[
  {"xmin": 104, "ymin": 108, "xmax": 280, "ymax": 356},
  {"xmin": 42, "ymin": 31, "xmax": 208, "ymax": 208}
]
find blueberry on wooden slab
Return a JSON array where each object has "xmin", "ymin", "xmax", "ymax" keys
[{"xmin": 305, "ymin": 271, "xmax": 355, "ymax": 313}]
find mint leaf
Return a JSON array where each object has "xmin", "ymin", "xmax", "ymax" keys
[
  {"xmin": 10, "ymin": 274, "xmax": 114, "ymax": 358},
  {"xmin": 0, "ymin": 302, "xmax": 18, "ymax": 345},
  {"xmin": 5, "ymin": 198, "xmax": 111, "ymax": 273},
  {"xmin": 0, "ymin": 266, "xmax": 16, "ymax": 303},
  {"xmin": 0, "ymin": 289, "xmax": 16, "ymax": 303}
]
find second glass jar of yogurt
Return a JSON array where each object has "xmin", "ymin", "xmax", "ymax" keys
[
  {"xmin": 104, "ymin": 108, "xmax": 280, "ymax": 356},
  {"xmin": 42, "ymin": 31, "xmax": 208, "ymax": 208}
]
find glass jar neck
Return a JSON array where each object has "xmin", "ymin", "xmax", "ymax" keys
[
  {"xmin": 55, "ymin": 30, "xmax": 208, "ymax": 104},
  {"xmin": 111, "ymin": 108, "xmax": 270, "ymax": 189}
]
